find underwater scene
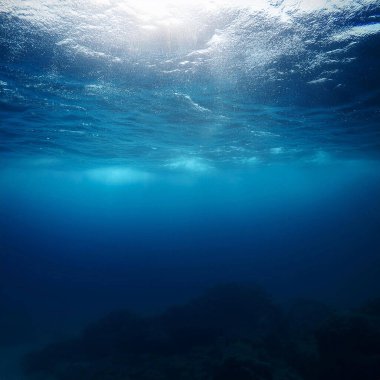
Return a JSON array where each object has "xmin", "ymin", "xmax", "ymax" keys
[{"xmin": 1, "ymin": 0, "xmax": 380, "ymax": 379}]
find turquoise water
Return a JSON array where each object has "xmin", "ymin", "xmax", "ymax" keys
[
  {"xmin": 1, "ymin": 1, "xmax": 380, "ymax": 379},
  {"xmin": 1, "ymin": 1, "xmax": 380, "ymax": 165}
]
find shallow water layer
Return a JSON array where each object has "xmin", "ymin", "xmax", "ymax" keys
[
  {"xmin": 1, "ymin": 0, "xmax": 380, "ymax": 165},
  {"xmin": 1, "ymin": 0, "xmax": 380, "ymax": 379}
]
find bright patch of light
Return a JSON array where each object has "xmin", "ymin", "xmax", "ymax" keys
[
  {"xmin": 332, "ymin": 23, "xmax": 380, "ymax": 41},
  {"xmin": 166, "ymin": 157, "xmax": 212, "ymax": 172},
  {"xmin": 86, "ymin": 167, "xmax": 153, "ymax": 184}
]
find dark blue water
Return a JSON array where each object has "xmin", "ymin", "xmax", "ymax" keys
[{"xmin": 1, "ymin": 1, "xmax": 380, "ymax": 379}]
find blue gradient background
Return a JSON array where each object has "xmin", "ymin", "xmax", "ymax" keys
[{"xmin": 0, "ymin": 1, "xmax": 380, "ymax": 376}]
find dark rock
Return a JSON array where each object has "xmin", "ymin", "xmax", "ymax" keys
[
  {"xmin": 359, "ymin": 298, "xmax": 380, "ymax": 317},
  {"xmin": 316, "ymin": 312, "xmax": 380, "ymax": 380},
  {"xmin": 80, "ymin": 310, "xmax": 152, "ymax": 357},
  {"xmin": 22, "ymin": 284, "xmax": 380, "ymax": 380},
  {"xmin": 160, "ymin": 283, "xmax": 286, "ymax": 351},
  {"xmin": 213, "ymin": 358, "xmax": 272, "ymax": 380},
  {"xmin": 287, "ymin": 299, "xmax": 333, "ymax": 335}
]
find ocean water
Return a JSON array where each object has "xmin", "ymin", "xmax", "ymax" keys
[{"xmin": 1, "ymin": 1, "xmax": 380, "ymax": 379}]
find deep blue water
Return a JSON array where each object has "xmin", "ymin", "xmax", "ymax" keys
[{"xmin": 1, "ymin": 1, "xmax": 380, "ymax": 379}]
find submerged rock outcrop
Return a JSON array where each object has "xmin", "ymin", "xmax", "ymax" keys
[{"xmin": 23, "ymin": 285, "xmax": 380, "ymax": 380}]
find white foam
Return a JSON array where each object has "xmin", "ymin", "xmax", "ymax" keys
[
  {"xmin": 174, "ymin": 92, "xmax": 211, "ymax": 113},
  {"xmin": 332, "ymin": 23, "xmax": 380, "ymax": 41},
  {"xmin": 58, "ymin": 129, "xmax": 85, "ymax": 135},
  {"xmin": 308, "ymin": 78, "xmax": 332, "ymax": 85},
  {"xmin": 165, "ymin": 157, "xmax": 212, "ymax": 172}
]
